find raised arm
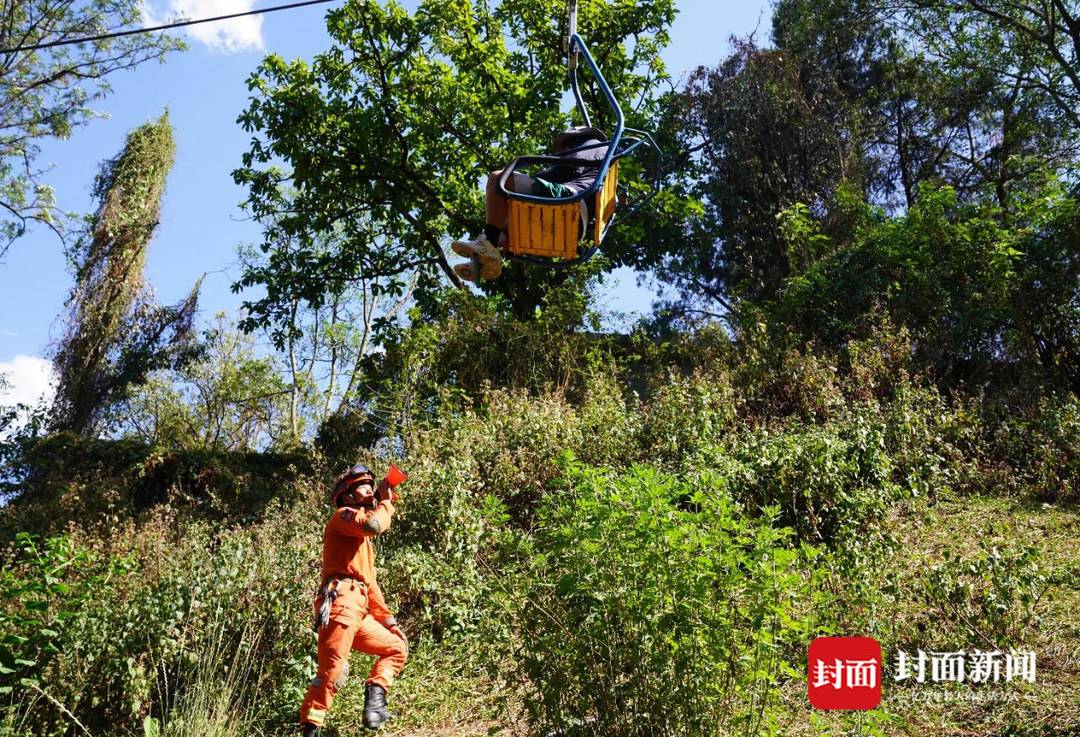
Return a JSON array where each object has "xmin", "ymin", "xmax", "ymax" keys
[{"xmin": 327, "ymin": 499, "xmax": 396, "ymax": 538}]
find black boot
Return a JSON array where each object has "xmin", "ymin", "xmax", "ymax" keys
[
  {"xmin": 362, "ymin": 683, "xmax": 391, "ymax": 729},
  {"xmin": 301, "ymin": 723, "xmax": 319, "ymax": 737}
]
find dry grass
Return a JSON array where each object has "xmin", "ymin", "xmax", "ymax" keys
[
  {"xmin": 780, "ymin": 495, "xmax": 1080, "ymax": 737},
  {"xmin": 310, "ymin": 642, "xmax": 526, "ymax": 737},
  {"xmin": 155, "ymin": 616, "xmax": 267, "ymax": 737}
]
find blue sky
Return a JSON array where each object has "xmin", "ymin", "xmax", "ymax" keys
[{"xmin": 0, "ymin": 0, "xmax": 773, "ymax": 407}]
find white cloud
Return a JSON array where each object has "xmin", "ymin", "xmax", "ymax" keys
[
  {"xmin": 143, "ymin": 0, "xmax": 265, "ymax": 53},
  {"xmin": 0, "ymin": 355, "xmax": 56, "ymax": 411}
]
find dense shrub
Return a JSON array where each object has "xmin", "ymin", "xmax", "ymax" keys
[
  {"xmin": 702, "ymin": 416, "xmax": 899, "ymax": 546},
  {"xmin": 918, "ymin": 543, "xmax": 1052, "ymax": 648},
  {"xmin": 638, "ymin": 368, "xmax": 737, "ymax": 465},
  {"xmin": 0, "ymin": 533, "xmax": 123, "ymax": 735},
  {"xmin": 983, "ymin": 394, "xmax": 1080, "ymax": 502},
  {"xmin": 733, "ymin": 333, "xmax": 847, "ymax": 422},
  {"xmin": 372, "ymin": 282, "xmax": 616, "ymax": 404},
  {"xmin": 380, "ymin": 377, "xmax": 638, "ymax": 640},
  {"xmin": 518, "ymin": 461, "xmax": 812, "ymax": 737},
  {"xmin": 0, "ymin": 507, "xmax": 318, "ymax": 737},
  {"xmin": 1, "ymin": 433, "xmax": 316, "ymax": 537},
  {"xmin": 772, "ymin": 184, "xmax": 1080, "ymax": 393},
  {"xmin": 403, "ymin": 379, "xmax": 639, "ymax": 533}
]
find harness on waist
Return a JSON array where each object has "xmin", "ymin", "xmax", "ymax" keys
[{"xmin": 313, "ymin": 575, "xmax": 366, "ymax": 631}]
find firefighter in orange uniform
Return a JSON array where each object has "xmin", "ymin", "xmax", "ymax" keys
[{"xmin": 300, "ymin": 464, "xmax": 408, "ymax": 734}]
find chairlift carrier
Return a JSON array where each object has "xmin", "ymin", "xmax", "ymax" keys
[{"xmin": 497, "ymin": 0, "xmax": 662, "ymax": 268}]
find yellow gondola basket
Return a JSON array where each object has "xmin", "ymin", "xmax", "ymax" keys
[{"xmin": 505, "ymin": 162, "xmax": 618, "ymax": 260}]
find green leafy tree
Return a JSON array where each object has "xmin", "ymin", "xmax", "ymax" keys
[
  {"xmin": 236, "ymin": 224, "xmax": 415, "ymax": 441},
  {"xmin": 233, "ymin": 0, "xmax": 674, "ymax": 323},
  {"xmin": 0, "ymin": 0, "xmax": 183, "ymax": 257},
  {"xmin": 901, "ymin": 0, "xmax": 1080, "ymax": 209},
  {"xmin": 657, "ymin": 39, "xmax": 857, "ymax": 313},
  {"xmin": 906, "ymin": 0, "xmax": 1080, "ymax": 130},
  {"xmin": 116, "ymin": 317, "xmax": 291, "ymax": 451},
  {"xmin": 772, "ymin": 183, "xmax": 1080, "ymax": 390},
  {"xmin": 657, "ymin": 0, "xmax": 1079, "ymax": 321},
  {"xmin": 50, "ymin": 114, "xmax": 199, "ymax": 435},
  {"xmin": 772, "ymin": 0, "xmax": 967, "ymax": 209},
  {"xmin": 773, "ymin": 0, "xmax": 1079, "ymax": 211},
  {"xmin": 274, "ymin": 269, "xmax": 413, "ymax": 440}
]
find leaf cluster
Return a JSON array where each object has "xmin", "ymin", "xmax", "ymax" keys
[
  {"xmin": 0, "ymin": 0, "xmax": 184, "ymax": 255},
  {"xmin": 518, "ymin": 461, "xmax": 811, "ymax": 737}
]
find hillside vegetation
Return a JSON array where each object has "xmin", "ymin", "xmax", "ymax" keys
[
  {"xmin": 3, "ymin": 297, "xmax": 1078, "ymax": 735},
  {"xmin": 3, "ymin": 0, "xmax": 1080, "ymax": 735}
]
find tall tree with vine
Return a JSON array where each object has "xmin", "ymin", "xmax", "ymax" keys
[{"xmin": 50, "ymin": 113, "xmax": 199, "ymax": 435}]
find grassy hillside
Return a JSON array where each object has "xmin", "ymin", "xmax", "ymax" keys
[{"xmin": 2, "ymin": 321, "xmax": 1077, "ymax": 737}]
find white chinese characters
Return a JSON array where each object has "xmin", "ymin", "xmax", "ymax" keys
[
  {"xmin": 893, "ymin": 650, "xmax": 1036, "ymax": 684},
  {"xmin": 812, "ymin": 658, "xmax": 880, "ymax": 689}
]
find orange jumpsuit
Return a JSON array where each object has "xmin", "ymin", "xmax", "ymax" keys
[{"xmin": 299, "ymin": 499, "xmax": 408, "ymax": 728}]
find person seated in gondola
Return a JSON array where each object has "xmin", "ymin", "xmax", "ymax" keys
[{"xmin": 451, "ymin": 125, "xmax": 608, "ymax": 281}]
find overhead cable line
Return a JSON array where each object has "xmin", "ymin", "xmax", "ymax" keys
[{"xmin": 0, "ymin": 0, "xmax": 337, "ymax": 55}]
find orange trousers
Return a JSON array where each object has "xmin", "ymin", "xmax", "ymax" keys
[{"xmin": 299, "ymin": 580, "xmax": 408, "ymax": 727}]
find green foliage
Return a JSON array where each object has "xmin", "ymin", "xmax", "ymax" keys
[
  {"xmin": 638, "ymin": 368, "xmax": 737, "ymax": 465},
  {"xmin": 0, "ymin": 504, "xmax": 319, "ymax": 737},
  {"xmin": 774, "ymin": 0, "xmax": 1078, "ymax": 212},
  {"xmin": 771, "ymin": 184, "xmax": 1080, "ymax": 390},
  {"xmin": 377, "ymin": 376, "xmax": 638, "ymax": 638},
  {"xmin": 236, "ymin": 237, "xmax": 414, "ymax": 443},
  {"xmin": 1007, "ymin": 185, "xmax": 1080, "ymax": 390},
  {"xmin": 518, "ymin": 461, "xmax": 811, "ymax": 737},
  {"xmin": 0, "ymin": 0, "xmax": 183, "ymax": 254},
  {"xmin": 661, "ymin": 38, "xmax": 855, "ymax": 307},
  {"xmin": 707, "ymin": 416, "xmax": 899, "ymax": 547},
  {"xmin": 50, "ymin": 114, "xmax": 200, "ymax": 435},
  {"xmin": 0, "ymin": 534, "xmax": 118, "ymax": 704},
  {"xmin": 979, "ymin": 393, "xmax": 1080, "ymax": 502},
  {"xmin": 85, "ymin": 113, "xmax": 176, "ymax": 251},
  {"xmin": 116, "ymin": 317, "xmax": 292, "ymax": 451},
  {"xmin": 6, "ymin": 301, "xmax": 1080, "ymax": 735},
  {"xmin": 659, "ymin": 0, "xmax": 1079, "ymax": 322},
  {"xmin": 1, "ymin": 432, "xmax": 316, "ymax": 537},
  {"xmin": 233, "ymin": 0, "xmax": 675, "ymax": 320},
  {"xmin": 148, "ymin": 614, "xmax": 266, "ymax": 737},
  {"xmin": 314, "ymin": 274, "xmax": 620, "ymax": 470},
  {"xmin": 730, "ymin": 332, "xmax": 847, "ymax": 422},
  {"xmin": 368, "ymin": 274, "xmax": 613, "ymax": 407},
  {"xmin": 904, "ymin": 0, "xmax": 1080, "ymax": 136},
  {"xmin": 875, "ymin": 385, "xmax": 976, "ymax": 501},
  {"xmin": 920, "ymin": 543, "xmax": 1051, "ymax": 647}
]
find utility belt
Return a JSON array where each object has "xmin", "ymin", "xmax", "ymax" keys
[{"xmin": 312, "ymin": 574, "xmax": 367, "ymax": 632}]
